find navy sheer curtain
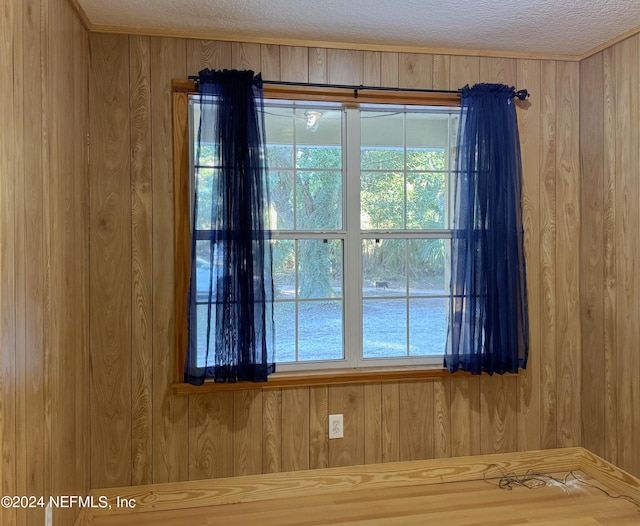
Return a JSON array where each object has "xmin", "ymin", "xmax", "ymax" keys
[
  {"xmin": 445, "ymin": 83, "xmax": 529, "ymax": 375},
  {"xmin": 184, "ymin": 69, "xmax": 275, "ymax": 385}
]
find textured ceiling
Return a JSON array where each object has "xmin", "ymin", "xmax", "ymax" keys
[{"xmin": 78, "ymin": 0, "xmax": 640, "ymax": 58}]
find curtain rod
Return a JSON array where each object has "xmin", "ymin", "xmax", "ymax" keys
[
  {"xmin": 187, "ymin": 76, "xmax": 529, "ymax": 100},
  {"xmin": 187, "ymin": 75, "xmax": 461, "ymax": 97}
]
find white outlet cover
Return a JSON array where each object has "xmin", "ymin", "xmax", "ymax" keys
[{"xmin": 328, "ymin": 414, "xmax": 343, "ymax": 439}]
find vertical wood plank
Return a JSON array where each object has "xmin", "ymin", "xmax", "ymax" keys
[
  {"xmin": 556, "ymin": 60, "xmax": 581, "ymax": 448},
  {"xmin": 309, "ymin": 386, "xmax": 329, "ymax": 469},
  {"xmin": 89, "ymin": 32, "xmax": 132, "ymax": 488},
  {"xmin": 232, "ymin": 42, "xmax": 261, "ymax": 71},
  {"xmin": 480, "ymin": 376, "xmax": 517, "ymax": 454},
  {"xmin": 449, "ymin": 55, "xmax": 480, "ymax": 88},
  {"xmin": 260, "ymin": 44, "xmax": 280, "ymax": 80},
  {"xmin": 579, "ymin": 51, "xmax": 605, "ymax": 457},
  {"xmin": 188, "ymin": 393, "xmax": 234, "ymax": 480},
  {"xmin": 262, "ymin": 389, "xmax": 282, "ymax": 474},
  {"xmin": 601, "ymin": 46, "xmax": 618, "ymax": 466},
  {"xmin": 151, "ymin": 36, "xmax": 189, "ymax": 484},
  {"xmin": 308, "ymin": 48, "xmax": 327, "ymax": 83},
  {"xmin": 23, "ymin": 0, "xmax": 45, "ymax": 520},
  {"xmin": 364, "ymin": 384, "xmax": 382, "ymax": 464},
  {"xmin": 398, "ymin": 53, "xmax": 433, "ymax": 89},
  {"xmin": 72, "ymin": 10, "xmax": 91, "ymax": 504},
  {"xmin": 186, "ymin": 40, "xmax": 232, "ymax": 73},
  {"xmin": 634, "ymin": 38, "xmax": 640, "ymax": 477},
  {"xmin": 327, "ymin": 49, "xmax": 364, "ymax": 85},
  {"xmin": 539, "ymin": 59, "xmax": 558, "ymax": 450},
  {"xmin": 328, "ymin": 385, "xmax": 365, "ymax": 468},
  {"xmin": 381, "ymin": 383, "xmax": 399, "ymax": 462},
  {"xmin": 280, "ymin": 46, "xmax": 308, "ymax": 83},
  {"xmin": 0, "ymin": 0, "xmax": 15, "ymax": 519},
  {"xmin": 41, "ymin": 0, "xmax": 52, "ymax": 512},
  {"xmin": 14, "ymin": 0, "xmax": 27, "ymax": 522},
  {"xmin": 380, "ymin": 52, "xmax": 399, "ymax": 88},
  {"xmin": 479, "ymin": 56, "xmax": 517, "ymax": 84},
  {"xmin": 12, "ymin": 0, "xmax": 26, "ymax": 522},
  {"xmin": 517, "ymin": 58, "xmax": 542, "ymax": 452},
  {"xmin": 50, "ymin": 4, "xmax": 91, "ymax": 523},
  {"xmin": 432, "ymin": 55, "xmax": 450, "ymax": 90},
  {"xmin": 53, "ymin": 6, "xmax": 89, "ymax": 520},
  {"xmin": 363, "ymin": 51, "xmax": 381, "ymax": 86},
  {"xmin": 433, "ymin": 379, "xmax": 451, "ymax": 458},
  {"xmin": 613, "ymin": 37, "xmax": 639, "ymax": 473},
  {"xmin": 282, "ymin": 387, "xmax": 309, "ymax": 472},
  {"xmin": 450, "ymin": 378, "xmax": 481, "ymax": 457},
  {"xmin": 129, "ymin": 34, "xmax": 154, "ymax": 487},
  {"xmin": 234, "ymin": 391, "xmax": 263, "ymax": 476},
  {"xmin": 398, "ymin": 381, "xmax": 433, "ymax": 461}
]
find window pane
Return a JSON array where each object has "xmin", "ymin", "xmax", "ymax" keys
[
  {"xmin": 298, "ymin": 301, "xmax": 343, "ymax": 361},
  {"xmin": 409, "ymin": 298, "xmax": 447, "ymax": 356},
  {"xmin": 295, "ymin": 171, "xmax": 342, "ymax": 230},
  {"xmin": 361, "ymin": 111, "xmax": 404, "ymax": 170},
  {"xmin": 361, "ymin": 171, "xmax": 404, "ymax": 229},
  {"xmin": 265, "ymin": 106, "xmax": 294, "ymax": 168},
  {"xmin": 295, "ymin": 109, "xmax": 342, "ymax": 169},
  {"xmin": 298, "ymin": 239, "xmax": 343, "ymax": 299},
  {"xmin": 408, "ymin": 239, "xmax": 449, "ymax": 296},
  {"xmin": 274, "ymin": 301, "xmax": 295, "ymax": 363},
  {"xmin": 406, "ymin": 172, "xmax": 446, "ymax": 229},
  {"xmin": 362, "ymin": 239, "xmax": 406, "ymax": 297},
  {"xmin": 361, "ymin": 148, "xmax": 404, "ymax": 171},
  {"xmin": 296, "ymin": 145, "xmax": 342, "ymax": 170},
  {"xmin": 363, "ymin": 299, "xmax": 407, "ymax": 358},
  {"xmin": 195, "ymin": 304, "xmax": 216, "ymax": 368},
  {"xmin": 273, "ymin": 239, "xmax": 295, "ymax": 300},
  {"xmin": 406, "ymin": 149, "xmax": 446, "ymax": 171},
  {"xmin": 268, "ymin": 169, "xmax": 294, "ymax": 230},
  {"xmin": 194, "ymin": 168, "xmax": 216, "ymax": 230},
  {"xmin": 406, "ymin": 112, "xmax": 449, "ymax": 152},
  {"xmin": 193, "ymin": 241, "xmax": 218, "ymax": 301},
  {"xmin": 195, "ymin": 142, "xmax": 219, "ymax": 168}
]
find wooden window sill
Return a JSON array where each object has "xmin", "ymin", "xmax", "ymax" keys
[{"xmin": 172, "ymin": 366, "xmax": 484, "ymax": 394}]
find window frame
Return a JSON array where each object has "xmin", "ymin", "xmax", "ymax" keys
[{"xmin": 172, "ymin": 79, "xmax": 474, "ymax": 391}]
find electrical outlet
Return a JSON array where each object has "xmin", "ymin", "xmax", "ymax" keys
[
  {"xmin": 45, "ymin": 503, "xmax": 52, "ymax": 526},
  {"xmin": 328, "ymin": 414, "xmax": 343, "ymax": 439}
]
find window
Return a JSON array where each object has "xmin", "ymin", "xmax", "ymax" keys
[{"xmin": 186, "ymin": 92, "xmax": 458, "ymax": 373}]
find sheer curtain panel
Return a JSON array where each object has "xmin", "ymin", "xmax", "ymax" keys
[
  {"xmin": 446, "ymin": 83, "xmax": 529, "ymax": 375},
  {"xmin": 184, "ymin": 69, "xmax": 275, "ymax": 385}
]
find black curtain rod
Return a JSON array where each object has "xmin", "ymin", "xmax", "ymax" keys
[
  {"xmin": 187, "ymin": 75, "xmax": 530, "ymax": 100},
  {"xmin": 188, "ymin": 75, "xmax": 460, "ymax": 96},
  {"xmin": 261, "ymin": 79, "xmax": 463, "ymax": 96}
]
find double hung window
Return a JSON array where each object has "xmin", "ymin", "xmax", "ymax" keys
[{"xmin": 188, "ymin": 94, "xmax": 458, "ymax": 372}]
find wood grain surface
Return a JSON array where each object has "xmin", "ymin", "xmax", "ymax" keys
[
  {"xmin": 579, "ymin": 33, "xmax": 640, "ymax": 480},
  {"xmin": 89, "ymin": 32, "xmax": 132, "ymax": 488},
  {"xmin": 76, "ymin": 448, "xmax": 640, "ymax": 526},
  {"xmin": 1, "ymin": 1, "xmax": 91, "ymax": 524},
  {"xmin": 86, "ymin": 36, "xmax": 597, "ymax": 489}
]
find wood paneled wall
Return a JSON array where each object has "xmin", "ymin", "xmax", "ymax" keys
[
  {"xmin": 1, "ymin": 0, "xmax": 90, "ymax": 524},
  {"xmin": 88, "ymin": 35, "xmax": 582, "ymax": 488},
  {"xmin": 580, "ymin": 35, "xmax": 640, "ymax": 479}
]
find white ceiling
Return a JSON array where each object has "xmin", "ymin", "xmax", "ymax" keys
[{"xmin": 78, "ymin": 0, "xmax": 640, "ymax": 58}]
